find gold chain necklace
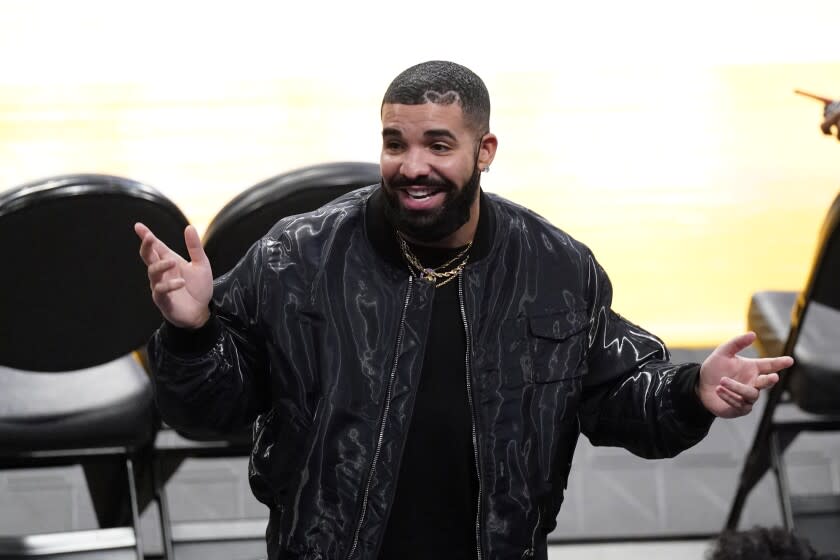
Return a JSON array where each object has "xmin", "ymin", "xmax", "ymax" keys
[{"xmin": 397, "ymin": 233, "xmax": 472, "ymax": 288}]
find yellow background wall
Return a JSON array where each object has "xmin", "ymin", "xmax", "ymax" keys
[{"xmin": 2, "ymin": 0, "xmax": 839, "ymax": 346}]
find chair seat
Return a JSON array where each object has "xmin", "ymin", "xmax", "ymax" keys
[
  {"xmin": 172, "ymin": 426, "xmax": 253, "ymax": 447},
  {"xmin": 749, "ymin": 291, "xmax": 840, "ymax": 413},
  {"xmin": 0, "ymin": 355, "xmax": 156, "ymax": 453}
]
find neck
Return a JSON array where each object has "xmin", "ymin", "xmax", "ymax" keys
[{"xmin": 400, "ymin": 195, "xmax": 481, "ymax": 249}]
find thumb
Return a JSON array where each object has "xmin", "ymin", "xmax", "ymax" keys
[
  {"xmin": 716, "ymin": 332, "xmax": 757, "ymax": 358},
  {"xmin": 184, "ymin": 225, "xmax": 207, "ymax": 264}
]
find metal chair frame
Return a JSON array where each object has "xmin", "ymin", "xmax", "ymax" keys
[
  {"xmin": 726, "ymin": 192, "xmax": 840, "ymax": 531},
  {"xmin": 0, "ymin": 174, "xmax": 192, "ymax": 560}
]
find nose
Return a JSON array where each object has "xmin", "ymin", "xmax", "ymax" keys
[{"xmin": 399, "ymin": 147, "xmax": 431, "ymax": 179}]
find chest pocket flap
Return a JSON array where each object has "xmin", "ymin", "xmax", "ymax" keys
[
  {"xmin": 525, "ymin": 310, "xmax": 589, "ymax": 383},
  {"xmin": 527, "ymin": 311, "xmax": 589, "ymax": 341}
]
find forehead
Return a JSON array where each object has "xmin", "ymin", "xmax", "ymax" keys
[{"xmin": 381, "ymin": 102, "xmax": 469, "ymax": 135}]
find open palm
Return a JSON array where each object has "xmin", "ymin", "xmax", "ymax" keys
[
  {"xmin": 697, "ymin": 332, "xmax": 793, "ymax": 419},
  {"xmin": 135, "ymin": 222, "xmax": 213, "ymax": 329}
]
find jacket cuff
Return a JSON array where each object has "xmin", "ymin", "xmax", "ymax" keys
[
  {"xmin": 158, "ymin": 313, "xmax": 223, "ymax": 356},
  {"xmin": 672, "ymin": 364, "xmax": 716, "ymax": 427}
]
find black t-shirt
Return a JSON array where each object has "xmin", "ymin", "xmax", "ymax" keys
[{"xmin": 377, "ymin": 243, "xmax": 479, "ymax": 559}]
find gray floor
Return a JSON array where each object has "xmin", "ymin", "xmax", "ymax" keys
[{"xmin": 548, "ymin": 540, "xmax": 711, "ymax": 559}]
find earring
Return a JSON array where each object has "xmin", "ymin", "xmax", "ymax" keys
[{"xmin": 483, "ymin": 166, "xmax": 490, "ymax": 173}]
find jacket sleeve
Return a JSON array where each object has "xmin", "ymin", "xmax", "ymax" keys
[
  {"xmin": 578, "ymin": 252, "xmax": 715, "ymax": 459},
  {"xmin": 147, "ymin": 238, "xmax": 274, "ymax": 433}
]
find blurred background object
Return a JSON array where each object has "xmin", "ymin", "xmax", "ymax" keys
[
  {"xmin": 794, "ymin": 90, "xmax": 840, "ymax": 140},
  {"xmin": 1, "ymin": 0, "xmax": 839, "ymax": 348}
]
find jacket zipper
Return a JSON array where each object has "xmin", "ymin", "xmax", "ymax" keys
[
  {"xmin": 526, "ymin": 506, "xmax": 541, "ymax": 558},
  {"xmin": 346, "ymin": 276, "xmax": 414, "ymax": 559},
  {"xmin": 458, "ymin": 271, "xmax": 484, "ymax": 560}
]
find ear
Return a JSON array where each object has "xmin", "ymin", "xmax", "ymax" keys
[{"xmin": 477, "ymin": 133, "xmax": 498, "ymax": 172}]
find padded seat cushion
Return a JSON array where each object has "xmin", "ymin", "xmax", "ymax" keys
[
  {"xmin": 0, "ymin": 355, "xmax": 156, "ymax": 452},
  {"xmin": 749, "ymin": 291, "xmax": 840, "ymax": 413},
  {"xmin": 173, "ymin": 425, "xmax": 253, "ymax": 446}
]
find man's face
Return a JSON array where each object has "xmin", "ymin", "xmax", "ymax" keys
[{"xmin": 380, "ymin": 102, "xmax": 483, "ymax": 243}]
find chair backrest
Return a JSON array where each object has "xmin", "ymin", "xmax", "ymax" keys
[
  {"xmin": 790, "ymin": 192, "xmax": 840, "ymax": 344},
  {"xmin": 0, "ymin": 174, "xmax": 190, "ymax": 372},
  {"xmin": 203, "ymin": 161, "xmax": 380, "ymax": 276}
]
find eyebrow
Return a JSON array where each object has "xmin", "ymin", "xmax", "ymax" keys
[
  {"xmin": 381, "ymin": 128, "xmax": 457, "ymax": 142},
  {"xmin": 424, "ymin": 129, "xmax": 456, "ymax": 141}
]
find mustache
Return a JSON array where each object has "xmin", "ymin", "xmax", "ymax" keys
[{"xmin": 387, "ymin": 174, "xmax": 453, "ymax": 190}]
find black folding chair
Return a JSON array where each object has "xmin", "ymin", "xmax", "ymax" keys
[
  {"xmin": 726, "ymin": 192, "xmax": 840, "ymax": 553},
  {"xmin": 0, "ymin": 174, "xmax": 190, "ymax": 559},
  {"xmin": 153, "ymin": 161, "xmax": 380, "ymax": 553}
]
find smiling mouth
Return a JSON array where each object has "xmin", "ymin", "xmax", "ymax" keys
[{"xmin": 403, "ymin": 187, "xmax": 444, "ymax": 200}]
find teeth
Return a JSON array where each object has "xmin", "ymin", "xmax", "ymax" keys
[{"xmin": 406, "ymin": 188, "xmax": 437, "ymax": 200}]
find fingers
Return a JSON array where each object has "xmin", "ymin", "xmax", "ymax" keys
[
  {"xmin": 152, "ymin": 277, "xmax": 186, "ymax": 295},
  {"xmin": 755, "ymin": 355, "xmax": 794, "ymax": 375},
  {"xmin": 715, "ymin": 373, "xmax": 780, "ymax": 416},
  {"xmin": 136, "ymin": 223, "xmax": 158, "ymax": 265},
  {"xmin": 147, "ymin": 257, "xmax": 182, "ymax": 294},
  {"xmin": 720, "ymin": 376, "xmax": 759, "ymax": 404},
  {"xmin": 716, "ymin": 332, "xmax": 757, "ymax": 358},
  {"xmin": 137, "ymin": 223, "xmax": 206, "ymax": 269},
  {"xmin": 134, "ymin": 222, "xmax": 150, "ymax": 240},
  {"xmin": 138, "ymin": 234, "xmax": 159, "ymax": 265},
  {"xmin": 137, "ymin": 225, "xmax": 164, "ymax": 265},
  {"xmin": 137, "ymin": 224, "xmax": 182, "ymax": 268},
  {"xmin": 716, "ymin": 385, "xmax": 753, "ymax": 414},
  {"xmin": 754, "ymin": 372, "xmax": 780, "ymax": 391},
  {"xmin": 184, "ymin": 225, "xmax": 207, "ymax": 265},
  {"xmin": 147, "ymin": 259, "xmax": 177, "ymax": 283},
  {"xmin": 715, "ymin": 385, "xmax": 753, "ymax": 418}
]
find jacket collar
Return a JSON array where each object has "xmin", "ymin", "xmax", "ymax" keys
[{"xmin": 364, "ymin": 184, "xmax": 495, "ymax": 272}]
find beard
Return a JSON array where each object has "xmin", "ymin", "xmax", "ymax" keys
[{"xmin": 381, "ymin": 162, "xmax": 481, "ymax": 243}]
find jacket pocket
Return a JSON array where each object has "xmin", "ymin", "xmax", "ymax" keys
[
  {"xmin": 249, "ymin": 400, "xmax": 320, "ymax": 507},
  {"xmin": 502, "ymin": 310, "xmax": 588, "ymax": 384}
]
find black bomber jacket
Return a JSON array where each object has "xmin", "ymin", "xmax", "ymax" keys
[{"xmin": 148, "ymin": 186, "xmax": 715, "ymax": 560}]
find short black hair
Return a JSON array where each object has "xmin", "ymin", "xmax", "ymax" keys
[
  {"xmin": 382, "ymin": 60, "xmax": 491, "ymax": 135},
  {"xmin": 709, "ymin": 527, "xmax": 840, "ymax": 560}
]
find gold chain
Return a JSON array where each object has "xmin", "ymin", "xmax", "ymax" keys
[{"xmin": 397, "ymin": 233, "xmax": 472, "ymax": 288}]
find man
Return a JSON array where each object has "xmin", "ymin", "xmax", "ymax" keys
[{"xmin": 135, "ymin": 61, "xmax": 792, "ymax": 560}]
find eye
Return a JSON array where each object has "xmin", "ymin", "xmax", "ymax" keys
[
  {"xmin": 383, "ymin": 140, "xmax": 404, "ymax": 152},
  {"xmin": 430, "ymin": 143, "xmax": 451, "ymax": 153}
]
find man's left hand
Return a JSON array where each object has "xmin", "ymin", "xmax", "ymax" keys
[{"xmin": 697, "ymin": 332, "xmax": 794, "ymax": 418}]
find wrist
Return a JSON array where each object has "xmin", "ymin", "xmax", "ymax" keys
[
  {"xmin": 674, "ymin": 363, "xmax": 716, "ymax": 424},
  {"xmin": 190, "ymin": 307, "xmax": 211, "ymax": 330},
  {"xmin": 159, "ymin": 312, "xmax": 222, "ymax": 356},
  {"xmin": 165, "ymin": 307, "xmax": 211, "ymax": 330}
]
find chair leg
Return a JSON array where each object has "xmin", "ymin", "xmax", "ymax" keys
[
  {"xmin": 153, "ymin": 459, "xmax": 176, "ymax": 560},
  {"xmin": 726, "ymin": 482, "xmax": 750, "ymax": 531},
  {"xmin": 725, "ymin": 383, "xmax": 785, "ymax": 530},
  {"xmin": 125, "ymin": 456, "xmax": 144, "ymax": 560},
  {"xmin": 770, "ymin": 431, "xmax": 795, "ymax": 530}
]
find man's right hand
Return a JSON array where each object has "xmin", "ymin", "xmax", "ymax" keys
[{"xmin": 135, "ymin": 222, "xmax": 213, "ymax": 329}]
